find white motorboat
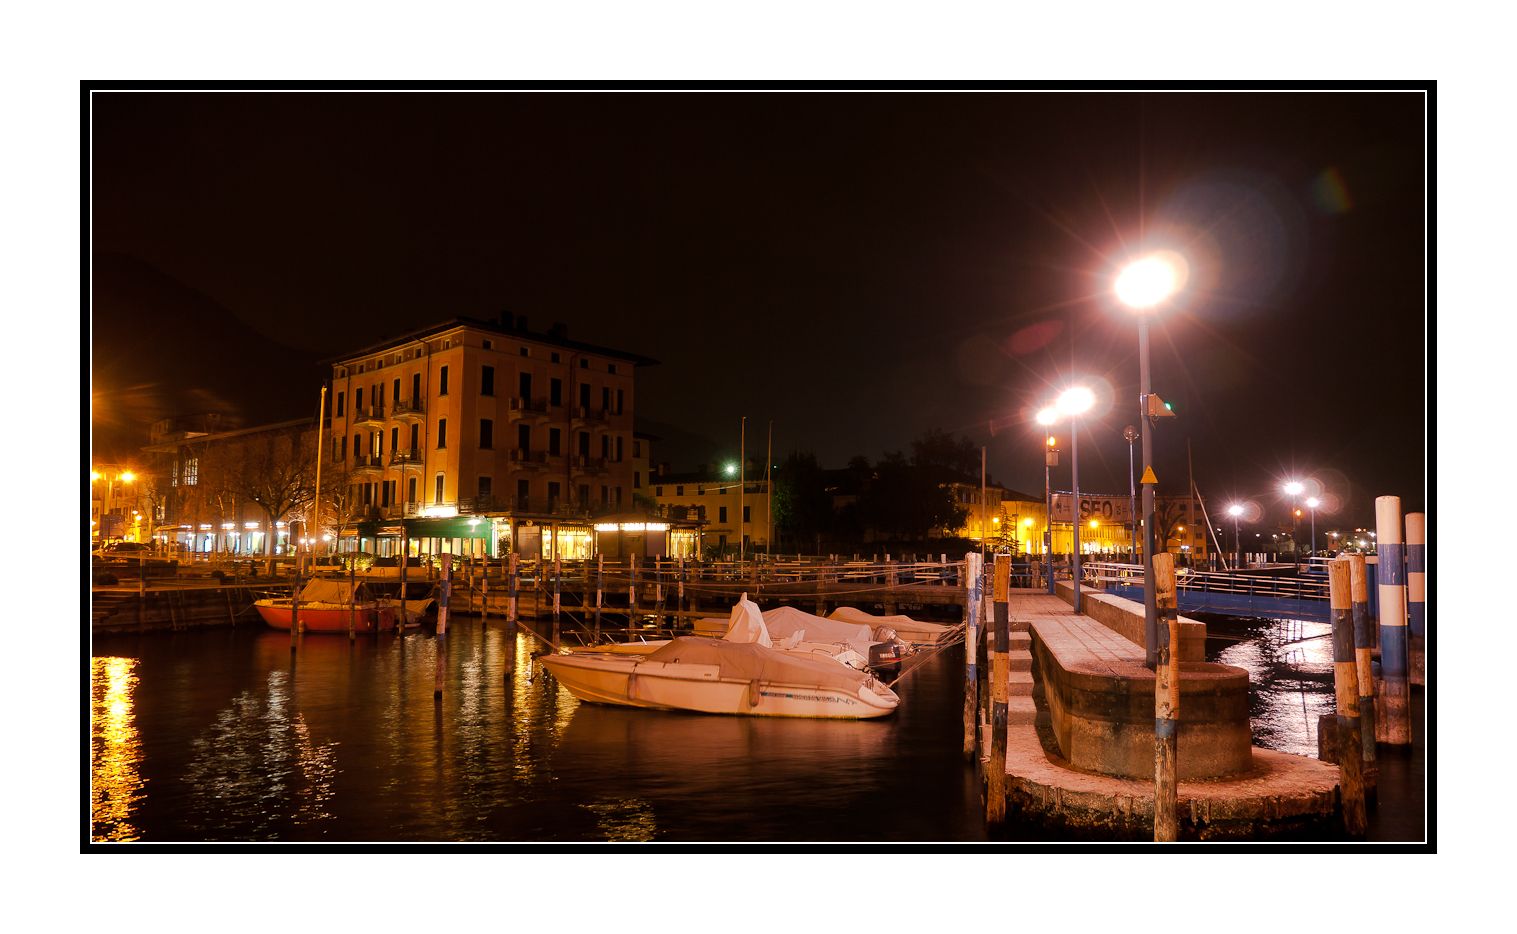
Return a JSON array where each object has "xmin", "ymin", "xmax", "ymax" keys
[
  {"xmin": 828, "ymin": 606, "xmax": 955, "ymax": 646},
  {"xmin": 539, "ymin": 599, "xmax": 899, "ymax": 719}
]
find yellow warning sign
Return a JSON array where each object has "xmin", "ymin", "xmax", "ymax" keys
[{"xmin": 1140, "ymin": 466, "xmax": 1158, "ymax": 485}]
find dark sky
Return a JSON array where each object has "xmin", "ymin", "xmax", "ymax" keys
[{"xmin": 89, "ymin": 89, "xmax": 1427, "ymax": 528}]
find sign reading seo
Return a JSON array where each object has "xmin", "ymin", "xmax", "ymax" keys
[{"xmin": 1050, "ymin": 493, "xmax": 1133, "ymax": 524}]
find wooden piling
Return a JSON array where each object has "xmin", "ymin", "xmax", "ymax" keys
[
  {"xmin": 1375, "ymin": 496, "xmax": 1410, "ymax": 745},
  {"xmin": 346, "ymin": 556, "xmax": 355, "ymax": 641},
  {"xmin": 291, "ymin": 564, "xmax": 303, "ymax": 650},
  {"xmin": 1153, "ymin": 551, "xmax": 1179, "ymax": 842},
  {"xmin": 1329, "ymin": 558, "xmax": 1368, "ymax": 834},
  {"xmin": 508, "ymin": 552, "xmax": 519, "ymax": 629},
  {"xmin": 1348, "ymin": 554, "xmax": 1378, "ymax": 780},
  {"xmin": 962, "ymin": 552, "xmax": 983, "ymax": 761},
  {"xmin": 397, "ymin": 543, "xmax": 410, "ymax": 629},
  {"xmin": 552, "ymin": 555, "xmax": 562, "ymax": 647},
  {"xmin": 1406, "ymin": 512, "xmax": 1425, "ymax": 689},
  {"xmin": 435, "ymin": 553, "xmax": 452, "ymax": 700},
  {"xmin": 629, "ymin": 555, "xmax": 639, "ymax": 637},
  {"xmin": 594, "ymin": 553, "xmax": 604, "ymax": 644},
  {"xmin": 986, "ymin": 554, "xmax": 1010, "ymax": 825}
]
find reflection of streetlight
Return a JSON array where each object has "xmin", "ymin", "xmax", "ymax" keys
[
  {"xmin": 1115, "ymin": 251, "xmax": 1185, "ymax": 667},
  {"xmin": 1056, "ymin": 386, "xmax": 1094, "ymax": 614},
  {"xmin": 1227, "ymin": 503, "xmax": 1244, "ymax": 569},
  {"xmin": 1037, "ymin": 407, "xmax": 1058, "ymax": 595}
]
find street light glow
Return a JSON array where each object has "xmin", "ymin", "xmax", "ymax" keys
[
  {"xmin": 1114, "ymin": 252, "xmax": 1186, "ymax": 310},
  {"xmin": 1282, "ymin": 480, "xmax": 1304, "ymax": 496},
  {"xmin": 1306, "ymin": 496, "xmax": 1320, "ymax": 509},
  {"xmin": 120, "ymin": 471, "xmax": 136, "ymax": 483},
  {"xmin": 1056, "ymin": 386, "xmax": 1095, "ymax": 416},
  {"xmin": 724, "ymin": 462, "xmax": 738, "ymax": 477},
  {"xmin": 1227, "ymin": 503, "xmax": 1244, "ymax": 517},
  {"xmin": 1036, "ymin": 407, "xmax": 1057, "ymax": 426}
]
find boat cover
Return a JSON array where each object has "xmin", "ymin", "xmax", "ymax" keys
[
  {"xmin": 645, "ymin": 636, "xmax": 872, "ymax": 691},
  {"xmin": 829, "ymin": 606, "xmax": 953, "ymax": 642},
  {"xmin": 762, "ymin": 606, "xmax": 876, "ymax": 655},
  {"xmin": 299, "ymin": 578, "xmax": 374, "ymax": 604},
  {"xmin": 721, "ymin": 597, "xmax": 773, "ymax": 647}
]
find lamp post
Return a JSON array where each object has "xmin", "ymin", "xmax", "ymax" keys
[
  {"xmin": 1306, "ymin": 496, "xmax": 1320, "ymax": 559},
  {"xmin": 1056, "ymin": 386, "xmax": 1095, "ymax": 614},
  {"xmin": 1227, "ymin": 503, "xmax": 1244, "ymax": 570},
  {"xmin": 1115, "ymin": 252, "xmax": 1184, "ymax": 668},
  {"xmin": 1283, "ymin": 480, "xmax": 1304, "ymax": 556},
  {"xmin": 1123, "ymin": 425, "xmax": 1139, "ymax": 563},
  {"xmin": 1037, "ymin": 407, "xmax": 1058, "ymax": 595}
]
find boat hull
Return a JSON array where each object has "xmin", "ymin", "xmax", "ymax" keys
[
  {"xmin": 255, "ymin": 599, "xmax": 397, "ymax": 633},
  {"xmin": 539, "ymin": 653, "xmax": 897, "ymax": 719}
]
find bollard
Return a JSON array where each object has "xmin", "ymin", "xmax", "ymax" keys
[
  {"xmin": 552, "ymin": 555, "xmax": 562, "ymax": 647},
  {"xmin": 1153, "ymin": 552, "xmax": 1179, "ymax": 842},
  {"xmin": 1374, "ymin": 496, "xmax": 1410, "ymax": 745},
  {"xmin": 629, "ymin": 555, "xmax": 639, "ymax": 638},
  {"xmin": 986, "ymin": 554, "xmax": 1010, "ymax": 824},
  {"xmin": 435, "ymin": 554, "xmax": 452, "ymax": 699},
  {"xmin": 1348, "ymin": 554, "xmax": 1378, "ymax": 784},
  {"xmin": 678, "ymin": 556, "xmax": 686, "ymax": 628},
  {"xmin": 291, "ymin": 562, "xmax": 303, "ymax": 651},
  {"xmin": 962, "ymin": 552, "xmax": 983, "ymax": 761},
  {"xmin": 1406, "ymin": 513, "xmax": 1425, "ymax": 689},
  {"xmin": 1329, "ymin": 558, "xmax": 1368, "ymax": 834}
]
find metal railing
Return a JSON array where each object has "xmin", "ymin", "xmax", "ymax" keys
[{"xmin": 1082, "ymin": 561, "xmax": 1330, "ymax": 603}]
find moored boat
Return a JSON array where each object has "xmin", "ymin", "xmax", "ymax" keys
[
  {"xmin": 539, "ymin": 599, "xmax": 899, "ymax": 719},
  {"xmin": 828, "ymin": 606, "xmax": 955, "ymax": 646},
  {"xmin": 255, "ymin": 579, "xmax": 398, "ymax": 633}
]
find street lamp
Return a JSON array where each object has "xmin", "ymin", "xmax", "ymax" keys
[
  {"xmin": 1282, "ymin": 479, "xmax": 1304, "ymax": 554},
  {"xmin": 1305, "ymin": 496, "xmax": 1320, "ymax": 558},
  {"xmin": 1227, "ymin": 503, "xmax": 1244, "ymax": 570},
  {"xmin": 1123, "ymin": 425, "xmax": 1139, "ymax": 563},
  {"xmin": 1036, "ymin": 407, "xmax": 1058, "ymax": 595},
  {"xmin": 1115, "ymin": 250, "xmax": 1185, "ymax": 668},
  {"xmin": 1057, "ymin": 386, "xmax": 1094, "ymax": 614}
]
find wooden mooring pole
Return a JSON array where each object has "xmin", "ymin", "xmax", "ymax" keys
[
  {"xmin": 398, "ymin": 542, "xmax": 410, "ymax": 628},
  {"xmin": 1153, "ymin": 551, "xmax": 1179, "ymax": 842},
  {"xmin": 594, "ymin": 553, "xmax": 604, "ymax": 643},
  {"xmin": 986, "ymin": 553, "xmax": 1010, "ymax": 824},
  {"xmin": 1329, "ymin": 558, "xmax": 1368, "ymax": 835},
  {"xmin": 1349, "ymin": 554, "xmax": 1378, "ymax": 784},
  {"xmin": 508, "ymin": 552, "xmax": 519, "ymax": 630},
  {"xmin": 629, "ymin": 555, "xmax": 639, "ymax": 638},
  {"xmin": 1406, "ymin": 512, "xmax": 1426, "ymax": 689},
  {"xmin": 552, "ymin": 555, "xmax": 562, "ymax": 647},
  {"xmin": 1375, "ymin": 496, "xmax": 1410, "ymax": 745},
  {"xmin": 435, "ymin": 553, "xmax": 451, "ymax": 699},
  {"xmin": 962, "ymin": 552, "xmax": 983, "ymax": 760}
]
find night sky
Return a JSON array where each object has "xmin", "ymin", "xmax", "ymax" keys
[{"xmin": 89, "ymin": 89, "xmax": 1426, "ymax": 528}]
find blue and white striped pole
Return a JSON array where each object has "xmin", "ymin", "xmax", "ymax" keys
[
  {"xmin": 1375, "ymin": 496, "xmax": 1410, "ymax": 746},
  {"xmin": 1406, "ymin": 512, "xmax": 1426, "ymax": 689}
]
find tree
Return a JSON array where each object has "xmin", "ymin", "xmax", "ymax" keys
[
  {"xmin": 1153, "ymin": 498, "xmax": 1189, "ymax": 555},
  {"xmin": 772, "ymin": 451, "xmax": 833, "ymax": 554},
  {"xmin": 229, "ymin": 426, "xmax": 319, "ymax": 571},
  {"xmin": 857, "ymin": 451, "xmax": 967, "ymax": 543},
  {"xmin": 910, "ymin": 428, "xmax": 979, "ymax": 477}
]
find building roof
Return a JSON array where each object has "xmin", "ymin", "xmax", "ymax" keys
[
  {"xmin": 325, "ymin": 315, "xmax": 659, "ymax": 368},
  {"xmin": 141, "ymin": 417, "xmax": 318, "ymax": 453}
]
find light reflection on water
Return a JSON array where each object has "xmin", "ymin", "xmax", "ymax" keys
[
  {"xmin": 90, "ymin": 622, "xmax": 985, "ymax": 842},
  {"xmin": 1203, "ymin": 615, "xmax": 1336, "ymax": 758}
]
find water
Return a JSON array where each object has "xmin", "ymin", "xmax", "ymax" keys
[
  {"xmin": 90, "ymin": 622, "xmax": 986, "ymax": 843},
  {"xmin": 91, "ymin": 615, "xmax": 1426, "ymax": 843}
]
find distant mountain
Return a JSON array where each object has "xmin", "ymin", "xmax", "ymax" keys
[{"xmin": 88, "ymin": 252, "xmax": 326, "ymax": 459}]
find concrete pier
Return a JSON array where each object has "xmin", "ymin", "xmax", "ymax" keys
[{"xmin": 985, "ymin": 590, "xmax": 1344, "ymax": 838}]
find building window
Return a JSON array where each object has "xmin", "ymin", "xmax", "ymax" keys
[
  {"xmin": 743, "ymin": 506, "xmax": 751, "ymax": 522},
  {"xmin": 520, "ymin": 347, "xmax": 529, "ymax": 357},
  {"xmin": 480, "ymin": 418, "xmax": 493, "ymax": 449},
  {"xmin": 517, "ymin": 479, "xmax": 529, "ymax": 509},
  {"xmin": 408, "ymin": 477, "xmax": 417, "ymax": 504},
  {"xmin": 412, "ymin": 373, "xmax": 421, "ymax": 403},
  {"xmin": 579, "ymin": 358, "xmax": 588, "ymax": 369},
  {"xmin": 435, "ymin": 474, "xmax": 445, "ymax": 504},
  {"xmin": 519, "ymin": 372, "xmax": 532, "ymax": 400},
  {"xmin": 409, "ymin": 423, "xmax": 419, "ymax": 454},
  {"xmin": 579, "ymin": 383, "xmax": 590, "ymax": 409},
  {"xmin": 578, "ymin": 431, "xmax": 590, "ymax": 457},
  {"xmin": 479, "ymin": 476, "xmax": 492, "ymax": 499},
  {"xmin": 518, "ymin": 424, "xmax": 531, "ymax": 453},
  {"xmin": 549, "ymin": 427, "xmax": 561, "ymax": 456},
  {"xmin": 634, "ymin": 440, "xmax": 642, "ymax": 457},
  {"xmin": 548, "ymin": 481, "xmax": 561, "ymax": 511},
  {"xmin": 578, "ymin": 484, "xmax": 590, "ymax": 506},
  {"xmin": 550, "ymin": 378, "xmax": 562, "ymax": 406},
  {"xmin": 551, "ymin": 352, "xmax": 560, "ymax": 363},
  {"xmin": 615, "ymin": 487, "xmax": 622, "ymax": 507},
  {"xmin": 439, "ymin": 366, "xmax": 449, "ymax": 395},
  {"xmin": 382, "ymin": 480, "xmax": 393, "ymax": 508},
  {"xmin": 483, "ymin": 339, "xmax": 493, "ymax": 350},
  {"xmin": 616, "ymin": 389, "xmax": 624, "ymax": 414},
  {"xmin": 353, "ymin": 433, "xmax": 361, "ymax": 459},
  {"xmin": 719, "ymin": 506, "xmax": 728, "ymax": 523},
  {"xmin": 393, "ymin": 378, "xmax": 401, "ymax": 403},
  {"xmin": 608, "ymin": 363, "xmax": 617, "ymax": 374},
  {"xmin": 616, "ymin": 436, "xmax": 624, "ymax": 462},
  {"xmin": 336, "ymin": 391, "xmax": 345, "ymax": 417},
  {"xmin": 601, "ymin": 435, "xmax": 610, "ymax": 459},
  {"xmin": 678, "ymin": 486, "xmax": 685, "ymax": 497},
  {"xmin": 656, "ymin": 486, "xmax": 663, "ymax": 497},
  {"xmin": 634, "ymin": 471, "xmax": 641, "ymax": 489},
  {"xmin": 601, "ymin": 485, "xmax": 609, "ymax": 505},
  {"xmin": 356, "ymin": 387, "xmax": 364, "ymax": 410},
  {"xmin": 602, "ymin": 387, "xmax": 611, "ymax": 412},
  {"xmin": 481, "ymin": 366, "xmax": 495, "ymax": 396},
  {"xmin": 390, "ymin": 426, "xmax": 399, "ymax": 453},
  {"xmin": 184, "ymin": 457, "xmax": 198, "ymax": 486},
  {"xmin": 437, "ymin": 419, "xmax": 447, "ymax": 449}
]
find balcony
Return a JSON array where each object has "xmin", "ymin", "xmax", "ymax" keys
[
  {"xmin": 353, "ymin": 404, "xmax": 386, "ymax": 428},
  {"xmin": 510, "ymin": 449, "xmax": 549, "ymax": 469},
  {"xmin": 352, "ymin": 454, "xmax": 384, "ymax": 477},
  {"xmin": 570, "ymin": 455, "xmax": 608, "ymax": 476},
  {"xmin": 507, "ymin": 397, "xmax": 550, "ymax": 422},
  {"xmin": 570, "ymin": 405, "xmax": 610, "ymax": 428},
  {"xmin": 391, "ymin": 398, "xmax": 425, "ymax": 421},
  {"xmin": 459, "ymin": 495, "xmax": 512, "ymax": 515},
  {"xmin": 388, "ymin": 448, "xmax": 424, "ymax": 471}
]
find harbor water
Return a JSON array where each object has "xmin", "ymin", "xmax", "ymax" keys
[{"xmin": 90, "ymin": 613, "xmax": 1425, "ymax": 844}]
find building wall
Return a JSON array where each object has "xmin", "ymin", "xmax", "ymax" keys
[
  {"xmin": 330, "ymin": 322, "xmax": 639, "ymax": 520},
  {"xmin": 651, "ymin": 477, "xmax": 770, "ymax": 550}
]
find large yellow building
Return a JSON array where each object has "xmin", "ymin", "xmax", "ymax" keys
[{"xmin": 328, "ymin": 315, "xmax": 664, "ymax": 559}]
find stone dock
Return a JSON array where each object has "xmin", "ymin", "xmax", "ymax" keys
[{"xmin": 983, "ymin": 589, "xmax": 1343, "ymax": 839}]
